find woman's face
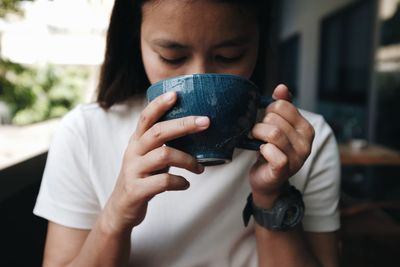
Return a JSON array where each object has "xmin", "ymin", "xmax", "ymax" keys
[{"xmin": 140, "ymin": 0, "xmax": 259, "ymax": 84}]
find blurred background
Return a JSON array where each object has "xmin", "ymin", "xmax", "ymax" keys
[{"xmin": 0, "ymin": 0, "xmax": 399, "ymax": 266}]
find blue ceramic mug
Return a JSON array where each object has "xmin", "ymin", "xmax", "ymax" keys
[{"xmin": 146, "ymin": 74, "xmax": 272, "ymax": 166}]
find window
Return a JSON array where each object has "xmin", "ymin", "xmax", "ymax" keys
[
  {"xmin": 318, "ymin": 0, "xmax": 374, "ymax": 104},
  {"xmin": 278, "ymin": 34, "xmax": 300, "ymax": 97}
]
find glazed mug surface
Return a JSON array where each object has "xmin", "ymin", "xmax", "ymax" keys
[{"xmin": 146, "ymin": 73, "xmax": 272, "ymax": 166}]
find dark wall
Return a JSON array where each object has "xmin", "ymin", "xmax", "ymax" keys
[{"xmin": 0, "ymin": 153, "xmax": 48, "ymax": 267}]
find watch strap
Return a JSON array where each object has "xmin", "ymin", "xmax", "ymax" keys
[
  {"xmin": 242, "ymin": 185, "xmax": 304, "ymax": 231},
  {"xmin": 243, "ymin": 194, "xmax": 285, "ymax": 228},
  {"xmin": 243, "ymin": 193, "xmax": 254, "ymax": 227}
]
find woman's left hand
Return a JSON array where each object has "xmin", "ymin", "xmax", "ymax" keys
[{"xmin": 249, "ymin": 84, "xmax": 315, "ymax": 208}]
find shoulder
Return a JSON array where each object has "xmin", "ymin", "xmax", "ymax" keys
[
  {"xmin": 59, "ymin": 98, "xmax": 147, "ymax": 134},
  {"xmin": 292, "ymin": 109, "xmax": 340, "ymax": 190},
  {"xmin": 295, "ymin": 110, "xmax": 340, "ymax": 193},
  {"xmin": 298, "ymin": 109, "xmax": 339, "ymax": 162},
  {"xmin": 299, "ymin": 109, "xmax": 329, "ymax": 132},
  {"xmin": 295, "ymin": 111, "xmax": 341, "ymax": 232},
  {"xmin": 299, "ymin": 109, "xmax": 335, "ymax": 146}
]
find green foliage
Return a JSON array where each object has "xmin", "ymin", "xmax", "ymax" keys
[
  {"xmin": 0, "ymin": 59, "xmax": 89, "ymax": 125},
  {"xmin": 0, "ymin": 0, "xmax": 22, "ymax": 18}
]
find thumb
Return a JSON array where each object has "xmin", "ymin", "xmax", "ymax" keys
[{"xmin": 272, "ymin": 84, "xmax": 292, "ymax": 102}]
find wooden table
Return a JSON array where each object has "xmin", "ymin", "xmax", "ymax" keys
[
  {"xmin": 339, "ymin": 143, "xmax": 400, "ymax": 166},
  {"xmin": 339, "ymin": 143, "xmax": 400, "ymax": 218}
]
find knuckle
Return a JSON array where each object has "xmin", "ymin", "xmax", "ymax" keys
[
  {"xmin": 158, "ymin": 146, "xmax": 171, "ymax": 162},
  {"xmin": 139, "ymin": 113, "xmax": 149, "ymax": 126},
  {"xmin": 129, "ymin": 132, "xmax": 139, "ymax": 143},
  {"xmin": 298, "ymin": 140, "xmax": 311, "ymax": 158},
  {"xmin": 261, "ymin": 142, "xmax": 273, "ymax": 153},
  {"xmin": 120, "ymin": 158, "xmax": 136, "ymax": 177},
  {"xmin": 150, "ymin": 122, "xmax": 163, "ymax": 139},
  {"xmin": 134, "ymin": 188, "xmax": 148, "ymax": 202},
  {"xmin": 123, "ymin": 180, "xmax": 139, "ymax": 199},
  {"xmin": 293, "ymin": 154, "xmax": 304, "ymax": 171},
  {"xmin": 154, "ymin": 95, "xmax": 165, "ymax": 106},
  {"xmin": 121, "ymin": 165, "xmax": 133, "ymax": 178},
  {"xmin": 191, "ymin": 154, "xmax": 199, "ymax": 165},
  {"xmin": 178, "ymin": 118, "xmax": 188, "ymax": 129},
  {"xmin": 128, "ymin": 136, "xmax": 140, "ymax": 153},
  {"xmin": 307, "ymin": 124, "xmax": 316, "ymax": 139},
  {"xmin": 276, "ymin": 155, "xmax": 288, "ymax": 169},
  {"xmin": 274, "ymin": 99, "xmax": 287, "ymax": 110},
  {"xmin": 267, "ymin": 126, "xmax": 282, "ymax": 142},
  {"xmin": 251, "ymin": 123, "xmax": 262, "ymax": 135},
  {"xmin": 130, "ymin": 140, "xmax": 140, "ymax": 154},
  {"xmin": 159, "ymin": 173, "xmax": 172, "ymax": 189},
  {"xmin": 263, "ymin": 113, "xmax": 275, "ymax": 124},
  {"xmin": 187, "ymin": 155, "xmax": 198, "ymax": 168}
]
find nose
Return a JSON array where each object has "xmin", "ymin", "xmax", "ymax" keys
[{"xmin": 187, "ymin": 58, "xmax": 214, "ymax": 74}]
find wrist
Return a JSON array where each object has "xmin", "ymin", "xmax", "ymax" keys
[
  {"xmin": 243, "ymin": 184, "xmax": 305, "ymax": 231},
  {"xmin": 252, "ymin": 182, "xmax": 290, "ymax": 209},
  {"xmin": 252, "ymin": 192, "xmax": 280, "ymax": 209},
  {"xmin": 99, "ymin": 203, "xmax": 133, "ymax": 237}
]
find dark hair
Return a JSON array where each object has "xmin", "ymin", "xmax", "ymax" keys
[{"xmin": 97, "ymin": 0, "xmax": 268, "ymax": 109}]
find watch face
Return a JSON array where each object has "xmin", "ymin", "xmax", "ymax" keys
[
  {"xmin": 247, "ymin": 186, "xmax": 305, "ymax": 231},
  {"xmin": 282, "ymin": 204, "xmax": 304, "ymax": 228},
  {"xmin": 283, "ymin": 206, "xmax": 301, "ymax": 226},
  {"xmin": 284, "ymin": 206, "xmax": 297, "ymax": 221}
]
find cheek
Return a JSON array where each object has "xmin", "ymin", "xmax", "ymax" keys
[
  {"xmin": 141, "ymin": 49, "xmax": 164, "ymax": 84},
  {"xmin": 226, "ymin": 53, "xmax": 258, "ymax": 79},
  {"xmin": 141, "ymin": 44, "xmax": 175, "ymax": 84},
  {"xmin": 223, "ymin": 43, "xmax": 259, "ymax": 79},
  {"xmin": 242, "ymin": 46, "xmax": 259, "ymax": 79}
]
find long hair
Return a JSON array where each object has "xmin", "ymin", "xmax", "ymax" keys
[{"xmin": 97, "ymin": 0, "xmax": 269, "ymax": 109}]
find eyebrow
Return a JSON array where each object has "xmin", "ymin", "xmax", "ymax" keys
[
  {"xmin": 151, "ymin": 36, "xmax": 250, "ymax": 50},
  {"xmin": 213, "ymin": 37, "xmax": 250, "ymax": 49},
  {"xmin": 152, "ymin": 39, "xmax": 190, "ymax": 49}
]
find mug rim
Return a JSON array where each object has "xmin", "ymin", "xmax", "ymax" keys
[{"xmin": 148, "ymin": 73, "xmax": 258, "ymax": 89}]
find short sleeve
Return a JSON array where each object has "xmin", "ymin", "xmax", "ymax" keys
[
  {"xmin": 33, "ymin": 106, "xmax": 100, "ymax": 229},
  {"xmin": 301, "ymin": 116, "xmax": 341, "ymax": 232}
]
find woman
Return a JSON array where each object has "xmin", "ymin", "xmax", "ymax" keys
[{"xmin": 34, "ymin": 0, "xmax": 341, "ymax": 266}]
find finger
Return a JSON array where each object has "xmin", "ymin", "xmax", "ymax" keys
[
  {"xmin": 138, "ymin": 173, "xmax": 190, "ymax": 201},
  {"xmin": 252, "ymin": 123, "xmax": 303, "ymax": 175},
  {"xmin": 152, "ymin": 167, "xmax": 170, "ymax": 175},
  {"xmin": 261, "ymin": 112, "xmax": 306, "ymax": 155},
  {"xmin": 272, "ymin": 84, "xmax": 292, "ymax": 102},
  {"xmin": 255, "ymin": 143, "xmax": 289, "ymax": 185},
  {"xmin": 251, "ymin": 122, "xmax": 293, "ymax": 155},
  {"xmin": 266, "ymin": 100, "xmax": 301, "ymax": 128},
  {"xmin": 266, "ymin": 100, "xmax": 314, "ymax": 140},
  {"xmin": 135, "ymin": 116, "xmax": 210, "ymax": 155},
  {"xmin": 136, "ymin": 146, "xmax": 204, "ymax": 176},
  {"xmin": 133, "ymin": 91, "xmax": 177, "ymax": 140}
]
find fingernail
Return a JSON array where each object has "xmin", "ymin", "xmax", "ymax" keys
[
  {"xmin": 259, "ymin": 144, "xmax": 265, "ymax": 150},
  {"xmin": 183, "ymin": 181, "xmax": 190, "ymax": 189},
  {"xmin": 195, "ymin": 117, "xmax": 210, "ymax": 127},
  {"xmin": 163, "ymin": 91, "xmax": 175, "ymax": 102},
  {"xmin": 197, "ymin": 164, "xmax": 205, "ymax": 173}
]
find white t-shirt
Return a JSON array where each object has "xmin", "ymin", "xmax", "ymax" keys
[{"xmin": 34, "ymin": 98, "xmax": 340, "ymax": 267}]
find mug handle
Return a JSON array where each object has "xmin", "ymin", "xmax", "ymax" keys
[{"xmin": 236, "ymin": 95, "xmax": 274, "ymax": 151}]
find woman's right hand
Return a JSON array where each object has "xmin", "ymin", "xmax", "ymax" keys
[{"xmin": 100, "ymin": 91, "xmax": 210, "ymax": 235}]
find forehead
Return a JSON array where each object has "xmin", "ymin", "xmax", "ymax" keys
[{"xmin": 141, "ymin": 0, "xmax": 258, "ymax": 43}]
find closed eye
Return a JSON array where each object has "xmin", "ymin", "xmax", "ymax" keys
[
  {"xmin": 159, "ymin": 56, "xmax": 186, "ymax": 65},
  {"xmin": 215, "ymin": 54, "xmax": 243, "ymax": 63}
]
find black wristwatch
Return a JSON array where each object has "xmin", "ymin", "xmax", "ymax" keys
[{"xmin": 242, "ymin": 185, "xmax": 305, "ymax": 231}]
